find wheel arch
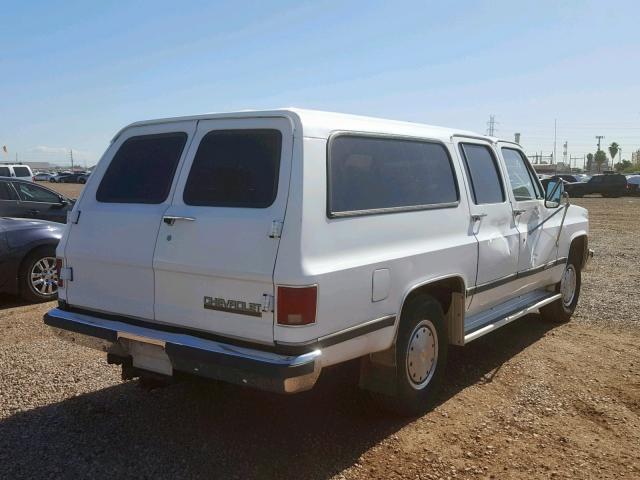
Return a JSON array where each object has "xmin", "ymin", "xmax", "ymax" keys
[
  {"xmin": 568, "ymin": 233, "xmax": 589, "ymax": 270},
  {"xmin": 397, "ymin": 275, "xmax": 467, "ymax": 346}
]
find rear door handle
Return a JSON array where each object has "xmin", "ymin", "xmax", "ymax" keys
[
  {"xmin": 512, "ymin": 209, "xmax": 527, "ymax": 216},
  {"xmin": 163, "ymin": 215, "xmax": 196, "ymax": 226},
  {"xmin": 27, "ymin": 209, "xmax": 40, "ymax": 215},
  {"xmin": 471, "ymin": 213, "xmax": 487, "ymax": 221}
]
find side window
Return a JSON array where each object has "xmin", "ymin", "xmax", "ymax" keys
[
  {"xmin": 459, "ymin": 143, "xmax": 505, "ymax": 204},
  {"xmin": 13, "ymin": 182, "xmax": 60, "ymax": 203},
  {"xmin": 13, "ymin": 166, "xmax": 31, "ymax": 178},
  {"xmin": 97, "ymin": 132, "xmax": 187, "ymax": 204},
  {"xmin": 328, "ymin": 135, "xmax": 458, "ymax": 216},
  {"xmin": 0, "ymin": 167, "xmax": 10, "ymax": 177},
  {"xmin": 501, "ymin": 148, "xmax": 541, "ymax": 201},
  {"xmin": 183, "ymin": 129, "xmax": 282, "ymax": 208},
  {"xmin": 0, "ymin": 181, "xmax": 17, "ymax": 200}
]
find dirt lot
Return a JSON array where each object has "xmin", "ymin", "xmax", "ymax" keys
[{"xmin": 1, "ymin": 192, "xmax": 639, "ymax": 480}]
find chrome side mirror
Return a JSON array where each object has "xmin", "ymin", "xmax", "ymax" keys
[{"xmin": 544, "ymin": 179, "xmax": 563, "ymax": 208}]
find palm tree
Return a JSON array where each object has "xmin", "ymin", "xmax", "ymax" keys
[{"xmin": 608, "ymin": 142, "xmax": 619, "ymax": 170}]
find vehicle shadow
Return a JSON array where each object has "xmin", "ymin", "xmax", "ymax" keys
[
  {"xmin": 0, "ymin": 293, "xmax": 30, "ymax": 311},
  {"xmin": 0, "ymin": 314, "xmax": 556, "ymax": 480}
]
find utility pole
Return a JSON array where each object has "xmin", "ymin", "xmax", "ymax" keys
[
  {"xmin": 563, "ymin": 141, "xmax": 568, "ymax": 165},
  {"xmin": 514, "ymin": 132, "xmax": 521, "ymax": 144},
  {"xmin": 70, "ymin": 149, "xmax": 74, "ymax": 171},
  {"xmin": 486, "ymin": 115, "xmax": 497, "ymax": 136},
  {"xmin": 553, "ymin": 119, "xmax": 557, "ymax": 164},
  {"xmin": 595, "ymin": 135, "xmax": 604, "ymax": 152}
]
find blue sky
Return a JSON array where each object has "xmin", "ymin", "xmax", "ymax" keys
[{"xmin": 2, "ymin": 0, "xmax": 639, "ymax": 166}]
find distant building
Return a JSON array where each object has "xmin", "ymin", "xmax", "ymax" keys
[{"xmin": 23, "ymin": 161, "xmax": 53, "ymax": 170}]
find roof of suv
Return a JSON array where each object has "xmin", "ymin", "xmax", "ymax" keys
[{"xmin": 115, "ymin": 108, "xmax": 507, "ymax": 145}]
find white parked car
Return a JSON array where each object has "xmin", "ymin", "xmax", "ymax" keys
[
  {"xmin": 33, "ymin": 172, "xmax": 55, "ymax": 181},
  {"xmin": 45, "ymin": 109, "xmax": 590, "ymax": 415},
  {"xmin": 0, "ymin": 164, "xmax": 33, "ymax": 182}
]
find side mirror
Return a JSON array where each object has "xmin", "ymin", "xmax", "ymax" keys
[
  {"xmin": 58, "ymin": 196, "xmax": 69, "ymax": 205},
  {"xmin": 544, "ymin": 179, "xmax": 564, "ymax": 208}
]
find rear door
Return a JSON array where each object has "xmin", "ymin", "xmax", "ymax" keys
[
  {"xmin": 63, "ymin": 121, "xmax": 196, "ymax": 319},
  {"xmin": 153, "ymin": 117, "xmax": 293, "ymax": 343},
  {"xmin": 456, "ymin": 140, "xmax": 520, "ymax": 313}
]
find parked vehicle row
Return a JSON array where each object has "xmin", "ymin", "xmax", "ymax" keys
[
  {"xmin": 48, "ymin": 172, "xmax": 90, "ymax": 183},
  {"xmin": 44, "ymin": 108, "xmax": 591, "ymax": 416}
]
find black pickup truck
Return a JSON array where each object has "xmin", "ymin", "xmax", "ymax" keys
[{"xmin": 564, "ymin": 174, "xmax": 629, "ymax": 198}]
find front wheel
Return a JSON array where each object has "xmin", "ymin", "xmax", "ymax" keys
[
  {"xmin": 540, "ymin": 261, "xmax": 581, "ymax": 323},
  {"xmin": 376, "ymin": 295, "xmax": 448, "ymax": 416}
]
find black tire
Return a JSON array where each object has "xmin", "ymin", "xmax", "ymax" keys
[
  {"xmin": 376, "ymin": 295, "xmax": 448, "ymax": 416},
  {"xmin": 19, "ymin": 246, "xmax": 58, "ymax": 303},
  {"xmin": 79, "ymin": 178, "xmax": 86, "ymax": 184},
  {"xmin": 540, "ymin": 260, "xmax": 581, "ymax": 323}
]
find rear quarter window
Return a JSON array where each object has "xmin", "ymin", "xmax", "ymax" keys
[
  {"xmin": 13, "ymin": 166, "xmax": 31, "ymax": 177},
  {"xmin": 0, "ymin": 181, "xmax": 17, "ymax": 200},
  {"xmin": 96, "ymin": 132, "xmax": 187, "ymax": 204},
  {"xmin": 0, "ymin": 167, "xmax": 10, "ymax": 177},
  {"xmin": 328, "ymin": 134, "xmax": 458, "ymax": 216}
]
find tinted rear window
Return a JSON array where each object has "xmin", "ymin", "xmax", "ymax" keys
[
  {"xmin": 0, "ymin": 167, "xmax": 10, "ymax": 177},
  {"xmin": 13, "ymin": 166, "xmax": 31, "ymax": 177},
  {"xmin": 97, "ymin": 132, "xmax": 187, "ymax": 204},
  {"xmin": 183, "ymin": 129, "xmax": 282, "ymax": 208},
  {"xmin": 459, "ymin": 144, "xmax": 505, "ymax": 204},
  {"xmin": 328, "ymin": 135, "xmax": 458, "ymax": 216}
]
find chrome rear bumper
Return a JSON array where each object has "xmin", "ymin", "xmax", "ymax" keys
[{"xmin": 44, "ymin": 308, "xmax": 321, "ymax": 393}]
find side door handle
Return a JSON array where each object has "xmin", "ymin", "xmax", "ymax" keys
[
  {"xmin": 512, "ymin": 208, "xmax": 527, "ymax": 216},
  {"xmin": 27, "ymin": 209, "xmax": 40, "ymax": 215},
  {"xmin": 163, "ymin": 215, "xmax": 196, "ymax": 226},
  {"xmin": 471, "ymin": 213, "xmax": 487, "ymax": 221}
]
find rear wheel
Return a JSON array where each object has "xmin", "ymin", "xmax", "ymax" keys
[
  {"xmin": 20, "ymin": 247, "xmax": 58, "ymax": 302},
  {"xmin": 540, "ymin": 261, "xmax": 581, "ymax": 323},
  {"xmin": 376, "ymin": 295, "xmax": 448, "ymax": 416}
]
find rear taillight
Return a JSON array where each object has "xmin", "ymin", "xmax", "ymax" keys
[
  {"xmin": 276, "ymin": 286, "xmax": 317, "ymax": 326},
  {"xmin": 55, "ymin": 258, "xmax": 63, "ymax": 287}
]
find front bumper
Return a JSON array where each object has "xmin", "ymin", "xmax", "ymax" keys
[{"xmin": 44, "ymin": 308, "xmax": 321, "ymax": 393}]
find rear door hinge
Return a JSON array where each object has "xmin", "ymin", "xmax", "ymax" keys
[
  {"xmin": 268, "ymin": 220, "xmax": 284, "ymax": 239},
  {"xmin": 262, "ymin": 293, "xmax": 274, "ymax": 312},
  {"xmin": 68, "ymin": 209, "xmax": 81, "ymax": 224},
  {"xmin": 60, "ymin": 267, "xmax": 73, "ymax": 282}
]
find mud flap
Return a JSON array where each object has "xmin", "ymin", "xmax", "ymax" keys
[{"xmin": 358, "ymin": 346, "xmax": 398, "ymax": 396}]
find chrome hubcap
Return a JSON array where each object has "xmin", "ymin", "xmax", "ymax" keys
[
  {"xmin": 406, "ymin": 320, "xmax": 438, "ymax": 390},
  {"xmin": 30, "ymin": 256, "xmax": 58, "ymax": 296},
  {"xmin": 560, "ymin": 264, "xmax": 577, "ymax": 307}
]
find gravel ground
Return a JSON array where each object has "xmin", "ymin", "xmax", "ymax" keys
[{"xmin": 0, "ymin": 195, "xmax": 639, "ymax": 479}]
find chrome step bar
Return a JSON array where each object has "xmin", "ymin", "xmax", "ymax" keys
[{"xmin": 464, "ymin": 292, "xmax": 562, "ymax": 344}]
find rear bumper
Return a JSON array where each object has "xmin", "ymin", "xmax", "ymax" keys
[{"xmin": 44, "ymin": 308, "xmax": 321, "ymax": 393}]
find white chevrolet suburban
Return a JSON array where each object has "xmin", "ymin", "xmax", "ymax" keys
[{"xmin": 45, "ymin": 109, "xmax": 590, "ymax": 415}]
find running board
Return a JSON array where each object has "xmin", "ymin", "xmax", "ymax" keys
[{"xmin": 464, "ymin": 292, "xmax": 562, "ymax": 344}]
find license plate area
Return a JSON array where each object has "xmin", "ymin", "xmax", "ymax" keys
[{"xmin": 117, "ymin": 332, "xmax": 173, "ymax": 376}]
